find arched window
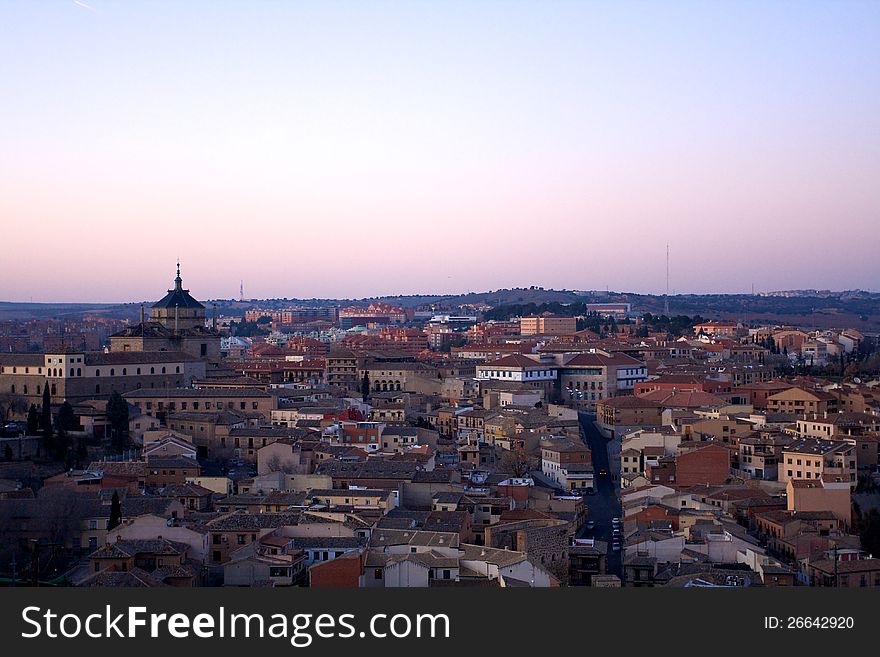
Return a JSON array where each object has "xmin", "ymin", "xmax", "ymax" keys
[
  {"xmin": 175, "ymin": 366, "xmax": 180, "ymax": 374},
  {"xmin": 150, "ymin": 367, "xmax": 155, "ymax": 374},
  {"xmin": 161, "ymin": 366, "xmax": 166, "ymax": 374},
  {"xmin": 95, "ymin": 384, "xmax": 101, "ymax": 394},
  {"xmin": 110, "ymin": 368, "xmax": 115, "ymax": 376},
  {"xmin": 122, "ymin": 368, "xmax": 127, "ymax": 375},
  {"xmin": 51, "ymin": 384, "xmax": 57, "ymax": 395},
  {"xmin": 95, "ymin": 369, "xmax": 100, "ymax": 377},
  {"xmin": 10, "ymin": 385, "xmax": 15, "ymax": 394},
  {"xmin": 23, "ymin": 385, "xmax": 28, "ymax": 395},
  {"xmin": 70, "ymin": 368, "xmax": 75, "ymax": 377},
  {"xmin": 77, "ymin": 368, "xmax": 81, "ymax": 376},
  {"xmin": 137, "ymin": 368, "xmax": 141, "ymax": 375},
  {"xmin": 36, "ymin": 384, "xmax": 41, "ymax": 395}
]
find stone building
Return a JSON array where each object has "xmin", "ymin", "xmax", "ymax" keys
[{"xmin": 109, "ymin": 263, "xmax": 222, "ymax": 364}]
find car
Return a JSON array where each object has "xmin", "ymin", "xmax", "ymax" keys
[
  {"xmin": 585, "ymin": 520, "xmax": 595, "ymax": 530},
  {"xmin": 612, "ymin": 528, "xmax": 621, "ymax": 536},
  {"xmin": 585, "ymin": 488, "xmax": 596, "ymax": 495},
  {"xmin": 611, "ymin": 517, "xmax": 620, "ymax": 526},
  {"xmin": 611, "ymin": 542, "xmax": 621, "ymax": 551},
  {"xmin": 598, "ymin": 468, "xmax": 608, "ymax": 476}
]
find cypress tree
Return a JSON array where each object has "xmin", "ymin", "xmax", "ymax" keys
[
  {"xmin": 108, "ymin": 491, "xmax": 122, "ymax": 531},
  {"xmin": 26, "ymin": 404, "xmax": 39, "ymax": 435},
  {"xmin": 361, "ymin": 371, "xmax": 370, "ymax": 403},
  {"xmin": 40, "ymin": 383, "xmax": 53, "ymax": 449}
]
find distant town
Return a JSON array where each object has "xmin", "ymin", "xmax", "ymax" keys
[{"xmin": 1, "ymin": 265, "xmax": 879, "ymax": 589}]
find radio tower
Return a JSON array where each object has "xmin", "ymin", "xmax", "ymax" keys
[{"xmin": 663, "ymin": 244, "xmax": 670, "ymax": 316}]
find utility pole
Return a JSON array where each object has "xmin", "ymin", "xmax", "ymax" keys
[{"xmin": 833, "ymin": 543, "xmax": 839, "ymax": 588}]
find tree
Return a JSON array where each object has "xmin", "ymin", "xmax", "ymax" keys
[
  {"xmin": 55, "ymin": 402, "xmax": 77, "ymax": 462},
  {"xmin": 108, "ymin": 491, "xmax": 122, "ymax": 531},
  {"xmin": 858, "ymin": 508, "xmax": 880, "ymax": 559},
  {"xmin": 0, "ymin": 393, "xmax": 27, "ymax": 421},
  {"xmin": 361, "ymin": 371, "xmax": 370, "ymax": 403},
  {"xmin": 40, "ymin": 383, "xmax": 53, "ymax": 452},
  {"xmin": 106, "ymin": 392, "xmax": 130, "ymax": 452},
  {"xmin": 500, "ymin": 450, "xmax": 534, "ymax": 478},
  {"xmin": 26, "ymin": 404, "xmax": 39, "ymax": 435},
  {"xmin": 57, "ymin": 401, "xmax": 77, "ymax": 433}
]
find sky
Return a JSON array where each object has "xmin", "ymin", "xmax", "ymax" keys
[{"xmin": 1, "ymin": 0, "xmax": 878, "ymax": 302}]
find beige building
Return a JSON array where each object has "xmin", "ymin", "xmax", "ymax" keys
[
  {"xmin": 520, "ymin": 316, "xmax": 577, "ymax": 336},
  {"xmin": 780, "ymin": 438, "xmax": 856, "ymax": 487},
  {"xmin": 0, "ymin": 350, "xmax": 206, "ymax": 405},
  {"xmin": 558, "ymin": 351, "xmax": 648, "ymax": 410},
  {"xmin": 767, "ymin": 387, "xmax": 836, "ymax": 415},
  {"xmin": 786, "ymin": 479, "xmax": 851, "ymax": 528},
  {"xmin": 124, "ymin": 388, "xmax": 276, "ymax": 421}
]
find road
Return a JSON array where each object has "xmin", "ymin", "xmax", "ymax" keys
[{"xmin": 577, "ymin": 412, "xmax": 623, "ymax": 578}]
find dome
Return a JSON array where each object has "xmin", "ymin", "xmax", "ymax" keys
[{"xmin": 151, "ymin": 263, "xmax": 204, "ymax": 310}]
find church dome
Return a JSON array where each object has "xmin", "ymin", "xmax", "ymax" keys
[{"xmin": 152, "ymin": 263, "xmax": 205, "ymax": 310}]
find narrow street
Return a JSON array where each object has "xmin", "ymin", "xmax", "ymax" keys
[{"xmin": 577, "ymin": 412, "xmax": 623, "ymax": 578}]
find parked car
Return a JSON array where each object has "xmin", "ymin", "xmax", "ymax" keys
[
  {"xmin": 611, "ymin": 517, "xmax": 620, "ymax": 526},
  {"xmin": 585, "ymin": 520, "xmax": 595, "ymax": 530}
]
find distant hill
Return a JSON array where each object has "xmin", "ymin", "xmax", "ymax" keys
[{"xmin": 2, "ymin": 289, "xmax": 878, "ymax": 332}]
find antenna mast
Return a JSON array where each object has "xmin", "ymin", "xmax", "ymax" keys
[{"xmin": 664, "ymin": 244, "xmax": 670, "ymax": 316}]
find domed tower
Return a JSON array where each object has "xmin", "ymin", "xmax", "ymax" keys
[{"xmin": 150, "ymin": 262, "xmax": 206, "ymax": 331}]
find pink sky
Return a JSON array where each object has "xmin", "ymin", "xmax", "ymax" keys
[{"xmin": 1, "ymin": 2, "xmax": 878, "ymax": 302}]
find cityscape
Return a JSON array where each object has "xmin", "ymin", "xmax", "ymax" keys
[
  {"xmin": 1, "ymin": 2, "xmax": 878, "ymax": 593},
  {"xmin": 0, "ymin": 271, "xmax": 879, "ymax": 588}
]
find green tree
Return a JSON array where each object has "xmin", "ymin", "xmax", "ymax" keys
[
  {"xmin": 361, "ymin": 371, "xmax": 370, "ymax": 403},
  {"xmin": 26, "ymin": 404, "xmax": 39, "ymax": 435},
  {"xmin": 40, "ymin": 383, "xmax": 53, "ymax": 451},
  {"xmin": 106, "ymin": 392, "xmax": 130, "ymax": 452},
  {"xmin": 108, "ymin": 491, "xmax": 122, "ymax": 530},
  {"xmin": 57, "ymin": 401, "xmax": 77, "ymax": 433}
]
